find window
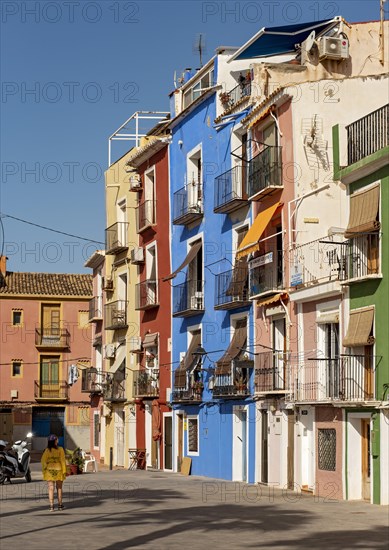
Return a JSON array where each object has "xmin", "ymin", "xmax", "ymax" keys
[
  {"xmin": 187, "ymin": 147, "xmax": 202, "ymax": 208},
  {"xmin": 12, "ymin": 310, "xmax": 23, "ymax": 326},
  {"xmin": 78, "ymin": 311, "xmax": 89, "ymax": 329},
  {"xmin": 318, "ymin": 428, "xmax": 336, "ymax": 471},
  {"xmin": 183, "ymin": 69, "xmax": 214, "ymax": 109},
  {"xmin": 187, "ymin": 416, "xmax": 199, "ymax": 454},
  {"xmin": 12, "ymin": 361, "xmax": 22, "ymax": 377},
  {"xmin": 93, "ymin": 412, "xmax": 100, "ymax": 448}
]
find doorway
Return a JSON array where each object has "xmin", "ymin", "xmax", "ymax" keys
[
  {"xmin": 164, "ymin": 415, "xmax": 173, "ymax": 470},
  {"xmin": 115, "ymin": 410, "xmax": 125, "ymax": 467},
  {"xmin": 233, "ymin": 407, "xmax": 248, "ymax": 482},
  {"xmin": 261, "ymin": 410, "xmax": 268, "ymax": 483},
  {"xmin": 361, "ymin": 419, "xmax": 371, "ymax": 501}
]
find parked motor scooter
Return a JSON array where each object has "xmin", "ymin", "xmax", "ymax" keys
[{"xmin": 0, "ymin": 433, "xmax": 33, "ymax": 484}]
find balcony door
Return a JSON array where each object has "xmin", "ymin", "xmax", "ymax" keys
[
  {"xmin": 272, "ymin": 317, "xmax": 286, "ymax": 389},
  {"xmin": 317, "ymin": 322, "xmax": 339, "ymax": 399},
  {"xmin": 188, "ymin": 240, "xmax": 203, "ymax": 307},
  {"xmin": 146, "ymin": 244, "xmax": 157, "ymax": 305},
  {"xmin": 42, "ymin": 304, "xmax": 60, "ymax": 342},
  {"xmin": 187, "ymin": 147, "xmax": 202, "ymax": 210},
  {"xmin": 144, "ymin": 168, "xmax": 156, "ymax": 226},
  {"xmin": 40, "ymin": 356, "xmax": 60, "ymax": 397}
]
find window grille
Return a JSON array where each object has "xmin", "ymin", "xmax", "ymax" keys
[{"xmin": 318, "ymin": 428, "xmax": 336, "ymax": 471}]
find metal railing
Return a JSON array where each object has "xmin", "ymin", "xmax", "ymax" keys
[
  {"xmin": 255, "ymin": 351, "xmax": 290, "ymax": 392},
  {"xmin": 214, "ymin": 165, "xmax": 248, "ymax": 213},
  {"xmin": 171, "ymin": 386, "xmax": 203, "ymax": 403},
  {"xmin": 248, "ymin": 145, "xmax": 282, "ymax": 198},
  {"xmin": 136, "ymin": 200, "xmax": 156, "ymax": 232},
  {"xmin": 173, "ymin": 279, "xmax": 204, "ymax": 316},
  {"xmin": 35, "ymin": 328, "xmax": 70, "ymax": 348},
  {"xmin": 133, "ymin": 369, "xmax": 159, "ymax": 397},
  {"xmin": 103, "ymin": 379, "xmax": 126, "ymax": 401},
  {"xmin": 104, "ymin": 300, "xmax": 127, "ymax": 330},
  {"xmin": 34, "ymin": 381, "xmax": 69, "ymax": 400},
  {"xmin": 135, "ymin": 280, "xmax": 159, "ymax": 310},
  {"xmin": 347, "ymin": 104, "xmax": 388, "ymax": 165},
  {"xmin": 340, "ymin": 233, "xmax": 380, "ymax": 281},
  {"xmin": 249, "ymin": 250, "xmax": 283, "ymax": 298},
  {"xmin": 105, "ymin": 222, "xmax": 129, "ymax": 254},
  {"xmin": 214, "ymin": 266, "xmax": 249, "ymax": 309},
  {"xmin": 289, "ymin": 355, "xmax": 376, "ymax": 402},
  {"xmin": 289, "ymin": 236, "xmax": 347, "ymax": 289},
  {"xmin": 88, "ymin": 296, "xmax": 103, "ymax": 321},
  {"xmin": 213, "ymin": 360, "xmax": 253, "ymax": 398},
  {"xmin": 173, "ymin": 182, "xmax": 203, "ymax": 225}
]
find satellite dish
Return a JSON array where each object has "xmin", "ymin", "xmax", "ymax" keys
[{"xmin": 305, "ymin": 31, "xmax": 316, "ymax": 53}]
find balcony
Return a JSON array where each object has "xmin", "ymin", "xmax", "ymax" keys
[
  {"xmin": 172, "ymin": 279, "xmax": 204, "ymax": 317},
  {"xmin": 213, "ymin": 360, "xmax": 253, "ymax": 399},
  {"xmin": 103, "ymin": 379, "xmax": 126, "ymax": 402},
  {"xmin": 347, "ymin": 104, "xmax": 388, "ymax": 165},
  {"xmin": 214, "ymin": 266, "xmax": 250, "ymax": 310},
  {"xmin": 34, "ymin": 381, "xmax": 69, "ymax": 401},
  {"xmin": 171, "ymin": 386, "xmax": 203, "ymax": 404},
  {"xmin": 254, "ymin": 351, "xmax": 290, "ymax": 394},
  {"xmin": 289, "ymin": 355, "xmax": 377, "ymax": 403},
  {"xmin": 248, "ymin": 145, "xmax": 282, "ymax": 200},
  {"xmin": 340, "ymin": 233, "xmax": 381, "ymax": 283},
  {"xmin": 81, "ymin": 368, "xmax": 102, "ymax": 394},
  {"xmin": 104, "ymin": 300, "xmax": 127, "ymax": 330},
  {"xmin": 35, "ymin": 328, "xmax": 70, "ymax": 349},
  {"xmin": 135, "ymin": 280, "xmax": 159, "ymax": 310},
  {"xmin": 133, "ymin": 369, "xmax": 159, "ymax": 398},
  {"xmin": 136, "ymin": 200, "xmax": 156, "ymax": 233},
  {"xmin": 88, "ymin": 296, "xmax": 103, "ymax": 322},
  {"xmin": 249, "ymin": 250, "xmax": 284, "ymax": 299},
  {"xmin": 214, "ymin": 166, "xmax": 248, "ymax": 214},
  {"xmin": 173, "ymin": 182, "xmax": 203, "ymax": 225},
  {"xmin": 105, "ymin": 222, "xmax": 129, "ymax": 254},
  {"xmin": 289, "ymin": 236, "xmax": 346, "ymax": 290}
]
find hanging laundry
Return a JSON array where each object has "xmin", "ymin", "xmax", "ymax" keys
[{"xmin": 68, "ymin": 364, "xmax": 79, "ymax": 386}]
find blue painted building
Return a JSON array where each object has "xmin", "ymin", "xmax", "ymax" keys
[{"xmin": 165, "ymin": 50, "xmax": 256, "ymax": 481}]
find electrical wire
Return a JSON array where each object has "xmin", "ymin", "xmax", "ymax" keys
[{"xmin": 0, "ymin": 213, "xmax": 105, "ymax": 245}]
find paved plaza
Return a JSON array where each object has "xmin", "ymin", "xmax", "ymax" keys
[{"xmin": 1, "ymin": 463, "xmax": 388, "ymax": 550}]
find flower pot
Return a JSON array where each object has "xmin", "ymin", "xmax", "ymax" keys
[{"xmin": 68, "ymin": 464, "xmax": 78, "ymax": 476}]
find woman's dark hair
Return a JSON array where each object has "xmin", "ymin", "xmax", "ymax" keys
[{"xmin": 47, "ymin": 437, "xmax": 58, "ymax": 451}]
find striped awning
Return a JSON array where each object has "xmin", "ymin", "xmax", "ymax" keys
[
  {"xmin": 237, "ymin": 202, "xmax": 281, "ymax": 259},
  {"xmin": 256, "ymin": 293, "xmax": 288, "ymax": 308},
  {"xmin": 344, "ymin": 184, "xmax": 380, "ymax": 238}
]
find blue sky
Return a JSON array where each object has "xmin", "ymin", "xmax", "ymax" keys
[{"xmin": 0, "ymin": 0, "xmax": 380, "ymax": 273}]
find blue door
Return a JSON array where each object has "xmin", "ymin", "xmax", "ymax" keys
[{"xmin": 32, "ymin": 408, "xmax": 65, "ymax": 448}]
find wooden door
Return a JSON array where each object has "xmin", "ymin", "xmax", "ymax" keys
[
  {"xmin": 42, "ymin": 304, "xmax": 60, "ymax": 339},
  {"xmin": 361, "ymin": 419, "xmax": 371, "ymax": 501},
  {"xmin": 164, "ymin": 416, "xmax": 173, "ymax": 470},
  {"xmin": 177, "ymin": 414, "xmax": 183, "ymax": 472},
  {"xmin": 261, "ymin": 411, "xmax": 268, "ymax": 483},
  {"xmin": 287, "ymin": 411, "xmax": 295, "ymax": 489}
]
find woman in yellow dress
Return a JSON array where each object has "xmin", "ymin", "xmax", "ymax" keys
[{"xmin": 41, "ymin": 435, "xmax": 67, "ymax": 511}]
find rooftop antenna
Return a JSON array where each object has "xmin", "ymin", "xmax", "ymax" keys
[{"xmin": 193, "ymin": 33, "xmax": 207, "ymax": 67}]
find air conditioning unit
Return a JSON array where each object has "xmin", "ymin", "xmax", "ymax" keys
[
  {"xmin": 129, "ymin": 336, "xmax": 142, "ymax": 352},
  {"xmin": 104, "ymin": 343, "xmax": 116, "ymax": 359},
  {"xmin": 190, "ymin": 292, "xmax": 204, "ymax": 310},
  {"xmin": 129, "ymin": 174, "xmax": 142, "ymax": 191},
  {"xmin": 102, "ymin": 404, "xmax": 112, "ymax": 417},
  {"xmin": 103, "ymin": 277, "xmax": 113, "ymax": 291},
  {"xmin": 130, "ymin": 247, "xmax": 144, "ymax": 264},
  {"xmin": 11, "ymin": 390, "xmax": 18, "ymax": 398},
  {"xmin": 318, "ymin": 36, "xmax": 349, "ymax": 61}
]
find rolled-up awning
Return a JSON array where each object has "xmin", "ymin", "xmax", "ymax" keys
[
  {"xmin": 174, "ymin": 331, "xmax": 201, "ymax": 388},
  {"xmin": 237, "ymin": 202, "xmax": 281, "ymax": 259},
  {"xmin": 108, "ymin": 344, "xmax": 126, "ymax": 374},
  {"xmin": 163, "ymin": 241, "xmax": 202, "ymax": 281},
  {"xmin": 344, "ymin": 184, "xmax": 380, "ymax": 238},
  {"xmin": 343, "ymin": 307, "xmax": 375, "ymax": 347},
  {"xmin": 143, "ymin": 332, "xmax": 158, "ymax": 348}
]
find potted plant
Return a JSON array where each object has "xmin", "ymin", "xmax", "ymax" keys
[
  {"xmin": 65, "ymin": 448, "xmax": 85, "ymax": 475},
  {"xmin": 192, "ymin": 380, "xmax": 204, "ymax": 395},
  {"xmin": 219, "ymin": 91, "xmax": 231, "ymax": 108}
]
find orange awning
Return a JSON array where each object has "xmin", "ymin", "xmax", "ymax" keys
[
  {"xmin": 256, "ymin": 293, "xmax": 288, "ymax": 308},
  {"xmin": 237, "ymin": 202, "xmax": 281, "ymax": 259}
]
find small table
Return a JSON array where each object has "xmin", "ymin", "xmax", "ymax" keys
[{"xmin": 128, "ymin": 449, "xmax": 146, "ymax": 470}]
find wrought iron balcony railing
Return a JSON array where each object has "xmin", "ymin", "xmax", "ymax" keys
[
  {"xmin": 104, "ymin": 300, "xmax": 127, "ymax": 330},
  {"xmin": 35, "ymin": 328, "xmax": 70, "ymax": 349},
  {"xmin": 103, "ymin": 379, "xmax": 126, "ymax": 402},
  {"xmin": 172, "ymin": 279, "xmax": 204, "ymax": 317},
  {"xmin": 173, "ymin": 182, "xmax": 203, "ymax": 225},
  {"xmin": 81, "ymin": 368, "xmax": 103, "ymax": 394},
  {"xmin": 214, "ymin": 266, "xmax": 250, "ymax": 310},
  {"xmin": 220, "ymin": 80, "xmax": 251, "ymax": 110},
  {"xmin": 171, "ymin": 386, "xmax": 203, "ymax": 404},
  {"xmin": 135, "ymin": 280, "xmax": 159, "ymax": 310},
  {"xmin": 105, "ymin": 222, "xmax": 129, "ymax": 254},
  {"xmin": 347, "ymin": 104, "xmax": 388, "ymax": 165},
  {"xmin": 248, "ymin": 145, "xmax": 282, "ymax": 200},
  {"xmin": 289, "ymin": 355, "xmax": 376, "ymax": 403},
  {"xmin": 289, "ymin": 236, "xmax": 347, "ymax": 289},
  {"xmin": 214, "ymin": 165, "xmax": 248, "ymax": 214},
  {"xmin": 88, "ymin": 296, "xmax": 103, "ymax": 321},
  {"xmin": 249, "ymin": 250, "xmax": 284, "ymax": 299},
  {"xmin": 255, "ymin": 351, "xmax": 290, "ymax": 393},
  {"xmin": 136, "ymin": 200, "xmax": 156, "ymax": 233},
  {"xmin": 340, "ymin": 233, "xmax": 381, "ymax": 282},
  {"xmin": 34, "ymin": 380, "xmax": 69, "ymax": 400},
  {"xmin": 133, "ymin": 369, "xmax": 159, "ymax": 398},
  {"xmin": 213, "ymin": 360, "xmax": 253, "ymax": 399}
]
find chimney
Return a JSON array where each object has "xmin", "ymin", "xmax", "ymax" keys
[{"xmin": 0, "ymin": 255, "xmax": 7, "ymax": 276}]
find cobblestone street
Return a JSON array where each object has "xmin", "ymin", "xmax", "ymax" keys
[{"xmin": 1, "ymin": 465, "xmax": 388, "ymax": 550}]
